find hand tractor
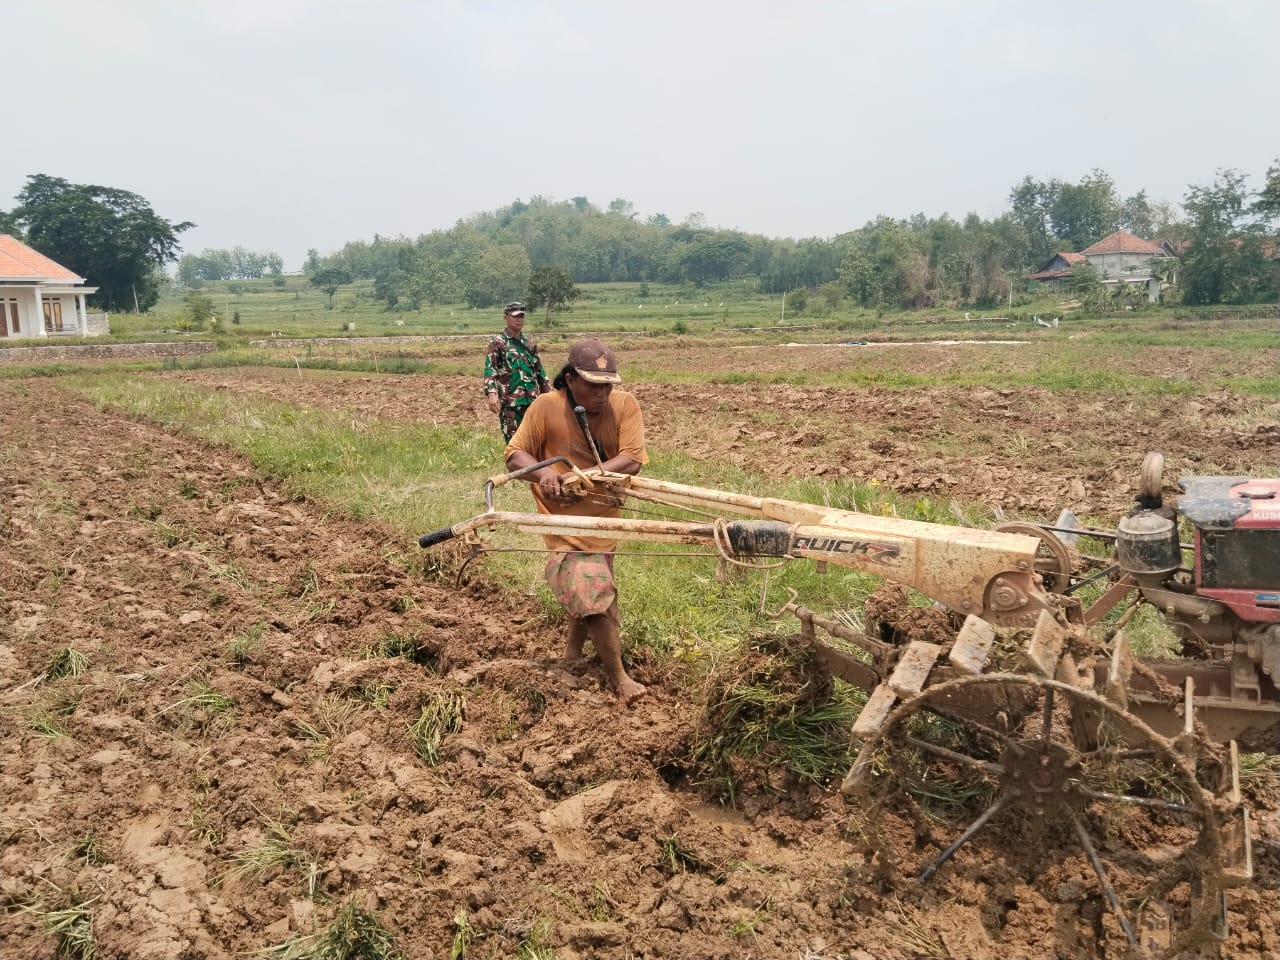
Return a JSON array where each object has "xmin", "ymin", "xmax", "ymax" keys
[{"xmin": 420, "ymin": 452, "xmax": 1276, "ymax": 958}]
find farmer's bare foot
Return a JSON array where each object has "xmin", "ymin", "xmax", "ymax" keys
[{"xmin": 615, "ymin": 678, "xmax": 646, "ymax": 705}]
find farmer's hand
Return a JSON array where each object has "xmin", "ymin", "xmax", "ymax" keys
[
  {"xmin": 536, "ymin": 469, "xmax": 575, "ymax": 503},
  {"xmin": 486, "ymin": 393, "xmax": 500, "ymax": 414}
]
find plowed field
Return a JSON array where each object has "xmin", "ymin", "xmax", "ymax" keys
[{"xmin": 3, "ymin": 333, "xmax": 1277, "ymax": 960}]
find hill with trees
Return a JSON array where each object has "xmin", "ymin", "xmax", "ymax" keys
[{"xmin": 4, "ymin": 163, "xmax": 1277, "ymax": 314}]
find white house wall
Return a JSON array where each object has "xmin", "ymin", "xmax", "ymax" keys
[
  {"xmin": 1088, "ymin": 251, "xmax": 1162, "ymax": 279},
  {"xmin": 0, "ymin": 287, "xmax": 91, "ymax": 338},
  {"xmin": 0, "ymin": 288, "xmax": 39, "ymax": 339}
]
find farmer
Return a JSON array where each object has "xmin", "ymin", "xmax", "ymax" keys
[
  {"xmin": 505, "ymin": 338, "xmax": 648, "ymax": 704},
  {"xmin": 483, "ymin": 302, "xmax": 552, "ymax": 440}
]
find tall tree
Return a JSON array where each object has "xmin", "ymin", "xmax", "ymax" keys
[
  {"xmin": 1254, "ymin": 158, "xmax": 1280, "ymax": 223},
  {"xmin": 1181, "ymin": 169, "xmax": 1272, "ymax": 305},
  {"xmin": 310, "ymin": 264, "xmax": 353, "ymax": 305},
  {"xmin": 464, "ymin": 244, "xmax": 531, "ymax": 308},
  {"xmin": 527, "ymin": 265, "xmax": 581, "ymax": 326},
  {"xmin": 11, "ymin": 174, "xmax": 192, "ymax": 311},
  {"xmin": 1008, "ymin": 176, "xmax": 1059, "ymax": 268},
  {"xmin": 1118, "ymin": 190, "xmax": 1155, "ymax": 237},
  {"xmin": 1049, "ymin": 169, "xmax": 1120, "ymax": 251}
]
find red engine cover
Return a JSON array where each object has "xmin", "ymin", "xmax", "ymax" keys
[{"xmin": 1189, "ymin": 477, "xmax": 1280, "ymax": 623}]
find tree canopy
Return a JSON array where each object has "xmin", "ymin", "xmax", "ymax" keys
[
  {"xmin": 1181, "ymin": 167, "xmax": 1277, "ymax": 305},
  {"xmin": 527, "ymin": 266, "xmax": 581, "ymax": 326},
  {"xmin": 178, "ymin": 246, "xmax": 283, "ymax": 284},
  {"xmin": 8, "ymin": 174, "xmax": 192, "ymax": 312},
  {"xmin": 159, "ymin": 160, "xmax": 1277, "ymax": 315}
]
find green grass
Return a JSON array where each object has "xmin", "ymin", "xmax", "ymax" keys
[
  {"xmin": 450, "ymin": 908, "xmax": 480, "ymax": 960},
  {"xmin": 262, "ymin": 900, "xmax": 404, "ymax": 960},
  {"xmin": 20, "ymin": 893, "xmax": 97, "ymax": 960},
  {"xmin": 222, "ymin": 819, "xmax": 320, "ymax": 898},
  {"xmin": 154, "ymin": 680, "xmax": 238, "ymax": 732},
  {"xmin": 227, "ymin": 622, "xmax": 268, "ymax": 665},
  {"xmin": 43, "ymin": 646, "xmax": 89, "ymax": 682},
  {"xmin": 407, "ymin": 693, "xmax": 465, "ymax": 765},
  {"xmin": 294, "ymin": 696, "xmax": 367, "ymax": 761},
  {"xmin": 657, "ymin": 834, "xmax": 710, "ymax": 876}
]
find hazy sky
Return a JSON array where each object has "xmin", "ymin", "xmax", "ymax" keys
[{"xmin": 5, "ymin": 1, "xmax": 1277, "ymax": 268}]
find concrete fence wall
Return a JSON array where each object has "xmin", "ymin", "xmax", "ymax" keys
[{"xmin": 0, "ymin": 341, "xmax": 218, "ymax": 363}]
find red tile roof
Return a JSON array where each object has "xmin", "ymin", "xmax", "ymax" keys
[
  {"xmin": 1080, "ymin": 230, "xmax": 1165, "ymax": 256},
  {"xmin": 0, "ymin": 234, "xmax": 83, "ymax": 281},
  {"xmin": 1059, "ymin": 251, "xmax": 1086, "ymax": 265}
]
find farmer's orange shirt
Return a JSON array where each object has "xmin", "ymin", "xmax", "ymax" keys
[{"xmin": 504, "ymin": 389, "xmax": 648, "ymax": 553}]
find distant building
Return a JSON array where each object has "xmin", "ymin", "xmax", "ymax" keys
[
  {"xmin": 1079, "ymin": 230, "xmax": 1168, "ymax": 279},
  {"xmin": 1028, "ymin": 230, "xmax": 1170, "ymax": 302},
  {"xmin": 0, "ymin": 235, "xmax": 102, "ymax": 339},
  {"xmin": 1026, "ymin": 251, "xmax": 1086, "ymax": 288}
]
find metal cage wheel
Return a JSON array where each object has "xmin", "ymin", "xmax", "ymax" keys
[{"xmin": 847, "ymin": 672, "xmax": 1226, "ymax": 960}]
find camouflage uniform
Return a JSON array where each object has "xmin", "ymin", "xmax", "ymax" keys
[{"xmin": 483, "ymin": 331, "xmax": 551, "ymax": 440}]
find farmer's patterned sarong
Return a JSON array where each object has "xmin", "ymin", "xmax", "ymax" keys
[{"xmin": 545, "ymin": 552, "xmax": 616, "ymax": 619}]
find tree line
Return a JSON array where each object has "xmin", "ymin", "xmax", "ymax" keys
[
  {"xmin": 2, "ymin": 163, "xmax": 1277, "ymax": 313},
  {"xmin": 177, "ymin": 247, "xmax": 284, "ymax": 284},
  {"xmin": 304, "ymin": 163, "xmax": 1279, "ymax": 311}
]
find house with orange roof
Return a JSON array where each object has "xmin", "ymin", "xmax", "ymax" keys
[
  {"xmin": 1079, "ymin": 229, "xmax": 1168, "ymax": 278},
  {"xmin": 1027, "ymin": 229, "xmax": 1171, "ymax": 301},
  {"xmin": 1079, "ymin": 229, "xmax": 1170, "ymax": 302},
  {"xmin": 0, "ymin": 235, "xmax": 101, "ymax": 339}
]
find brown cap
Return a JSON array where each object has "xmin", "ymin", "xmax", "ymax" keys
[{"xmin": 567, "ymin": 338, "xmax": 621, "ymax": 384}]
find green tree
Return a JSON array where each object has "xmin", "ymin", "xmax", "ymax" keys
[
  {"xmin": 1254, "ymin": 159, "xmax": 1280, "ymax": 222},
  {"xmin": 784, "ymin": 287, "xmax": 808, "ymax": 315},
  {"xmin": 678, "ymin": 233, "xmax": 750, "ymax": 285},
  {"xmin": 1008, "ymin": 175, "xmax": 1059, "ymax": 268},
  {"xmin": 310, "ymin": 265, "xmax": 353, "ymax": 306},
  {"xmin": 463, "ymin": 244, "xmax": 530, "ymax": 309},
  {"xmin": 1067, "ymin": 262, "xmax": 1103, "ymax": 308},
  {"xmin": 607, "ymin": 198, "xmax": 636, "ymax": 219},
  {"xmin": 1118, "ymin": 190, "xmax": 1155, "ymax": 237},
  {"xmin": 1180, "ymin": 169, "xmax": 1273, "ymax": 305},
  {"xmin": 185, "ymin": 291, "xmax": 216, "ymax": 329},
  {"xmin": 1049, "ymin": 169, "xmax": 1120, "ymax": 251},
  {"xmin": 526, "ymin": 265, "xmax": 581, "ymax": 327},
  {"xmin": 10, "ymin": 174, "xmax": 192, "ymax": 311},
  {"xmin": 374, "ymin": 267, "xmax": 408, "ymax": 308}
]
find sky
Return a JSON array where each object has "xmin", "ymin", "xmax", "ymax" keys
[{"xmin": 4, "ymin": 1, "xmax": 1277, "ymax": 269}]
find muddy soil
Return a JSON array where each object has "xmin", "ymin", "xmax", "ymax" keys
[{"xmin": 2, "ymin": 367, "xmax": 1277, "ymax": 959}]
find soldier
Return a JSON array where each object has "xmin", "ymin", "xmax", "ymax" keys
[{"xmin": 483, "ymin": 302, "xmax": 551, "ymax": 440}]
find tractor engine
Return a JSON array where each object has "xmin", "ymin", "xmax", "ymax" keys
[{"xmin": 1118, "ymin": 473, "xmax": 1280, "ymax": 690}]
